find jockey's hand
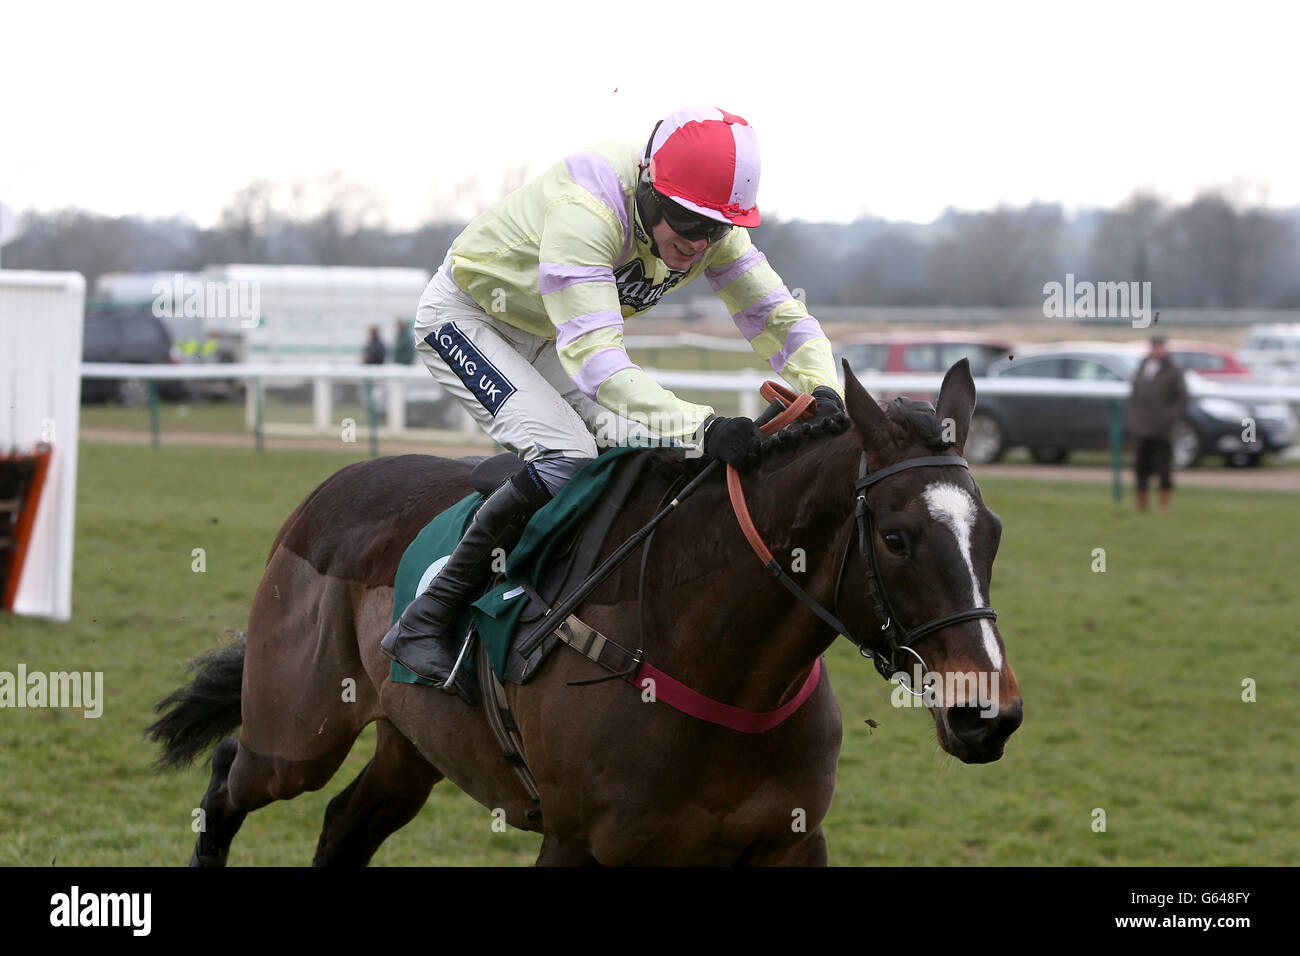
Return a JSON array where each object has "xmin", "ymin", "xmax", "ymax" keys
[
  {"xmin": 702, "ymin": 415, "xmax": 766, "ymax": 470},
  {"xmin": 810, "ymin": 386, "xmax": 849, "ymax": 433}
]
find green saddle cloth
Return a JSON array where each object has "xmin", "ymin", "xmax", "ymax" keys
[{"xmin": 388, "ymin": 446, "xmax": 641, "ymax": 686}]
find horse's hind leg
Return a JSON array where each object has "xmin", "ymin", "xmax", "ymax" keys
[
  {"xmin": 312, "ymin": 719, "xmax": 443, "ymax": 866},
  {"xmin": 192, "ymin": 732, "xmax": 355, "ymax": 866},
  {"xmin": 191, "ymin": 738, "xmax": 247, "ymax": 867},
  {"xmin": 191, "ymin": 722, "xmax": 367, "ymax": 865}
]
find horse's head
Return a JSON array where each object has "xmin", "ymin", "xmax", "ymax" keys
[{"xmin": 842, "ymin": 358, "xmax": 1022, "ymax": 763}]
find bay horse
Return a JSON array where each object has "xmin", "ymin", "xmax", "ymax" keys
[{"xmin": 148, "ymin": 360, "xmax": 1022, "ymax": 866}]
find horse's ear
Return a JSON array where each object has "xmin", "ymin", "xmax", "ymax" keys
[
  {"xmin": 935, "ymin": 358, "xmax": 977, "ymax": 455},
  {"xmin": 843, "ymin": 358, "xmax": 900, "ymax": 466}
]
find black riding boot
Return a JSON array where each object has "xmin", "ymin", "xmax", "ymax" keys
[{"xmin": 380, "ymin": 466, "xmax": 551, "ymax": 700}]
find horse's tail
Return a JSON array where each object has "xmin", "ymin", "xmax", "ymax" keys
[{"xmin": 146, "ymin": 632, "xmax": 246, "ymax": 770}]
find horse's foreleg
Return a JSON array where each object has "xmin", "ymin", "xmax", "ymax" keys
[
  {"xmin": 312, "ymin": 719, "xmax": 443, "ymax": 866},
  {"xmin": 191, "ymin": 738, "xmax": 248, "ymax": 867},
  {"xmin": 535, "ymin": 835, "xmax": 600, "ymax": 867}
]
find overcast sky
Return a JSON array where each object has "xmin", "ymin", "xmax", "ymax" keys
[{"xmin": 4, "ymin": 0, "xmax": 1298, "ymax": 228}]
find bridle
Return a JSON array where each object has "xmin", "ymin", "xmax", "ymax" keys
[
  {"xmin": 727, "ymin": 389, "xmax": 998, "ymax": 695},
  {"xmin": 834, "ymin": 453, "xmax": 998, "ymax": 691}
]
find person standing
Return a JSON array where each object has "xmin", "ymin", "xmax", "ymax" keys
[
  {"xmin": 361, "ymin": 325, "xmax": 388, "ymax": 411},
  {"xmin": 392, "ymin": 319, "xmax": 417, "ymax": 365},
  {"xmin": 362, "ymin": 326, "xmax": 387, "ymax": 365},
  {"xmin": 1125, "ymin": 335, "xmax": 1189, "ymax": 511}
]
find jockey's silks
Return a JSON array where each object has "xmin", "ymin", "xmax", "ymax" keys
[{"xmin": 447, "ymin": 140, "xmax": 840, "ymax": 440}]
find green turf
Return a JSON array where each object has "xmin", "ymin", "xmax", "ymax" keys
[
  {"xmin": 0, "ymin": 442, "xmax": 1295, "ymax": 865},
  {"xmin": 79, "ymin": 397, "xmax": 380, "ymax": 435}
]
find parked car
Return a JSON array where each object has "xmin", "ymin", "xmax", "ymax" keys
[
  {"xmin": 836, "ymin": 332, "xmax": 1015, "ymax": 402},
  {"xmin": 1238, "ymin": 324, "xmax": 1300, "ymax": 380},
  {"xmin": 81, "ymin": 305, "xmax": 188, "ymax": 404},
  {"xmin": 156, "ymin": 314, "xmax": 244, "ymax": 401},
  {"xmin": 969, "ymin": 343, "xmax": 1296, "ymax": 468},
  {"xmin": 1163, "ymin": 340, "xmax": 1253, "ymax": 379}
]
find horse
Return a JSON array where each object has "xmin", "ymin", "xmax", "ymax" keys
[{"xmin": 148, "ymin": 360, "xmax": 1022, "ymax": 866}]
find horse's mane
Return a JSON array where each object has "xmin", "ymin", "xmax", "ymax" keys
[
  {"xmin": 881, "ymin": 396, "xmax": 955, "ymax": 454},
  {"xmin": 745, "ymin": 395, "xmax": 954, "ymax": 474},
  {"xmin": 761, "ymin": 396, "xmax": 954, "ymax": 470},
  {"xmin": 629, "ymin": 394, "xmax": 956, "ymax": 508}
]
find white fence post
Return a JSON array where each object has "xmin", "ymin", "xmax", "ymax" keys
[
  {"xmin": 313, "ymin": 377, "xmax": 331, "ymax": 431},
  {"xmin": 739, "ymin": 373, "xmax": 761, "ymax": 418},
  {"xmin": 387, "ymin": 380, "xmax": 405, "ymax": 432},
  {"xmin": 459, "ymin": 405, "xmax": 479, "ymax": 440}
]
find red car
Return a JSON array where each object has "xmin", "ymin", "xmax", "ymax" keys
[
  {"xmin": 1164, "ymin": 340, "xmax": 1253, "ymax": 379},
  {"xmin": 835, "ymin": 332, "xmax": 1016, "ymax": 400}
]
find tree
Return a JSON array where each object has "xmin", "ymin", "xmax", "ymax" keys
[{"xmin": 924, "ymin": 203, "xmax": 1064, "ymax": 306}]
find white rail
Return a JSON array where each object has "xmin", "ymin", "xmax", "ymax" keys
[
  {"xmin": 80, "ymin": 361, "xmax": 1300, "ymax": 405},
  {"xmin": 77, "ymin": 361, "xmax": 1300, "ymax": 490}
]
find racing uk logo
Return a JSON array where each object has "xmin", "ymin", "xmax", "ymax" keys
[{"xmin": 427, "ymin": 323, "xmax": 516, "ymax": 416}]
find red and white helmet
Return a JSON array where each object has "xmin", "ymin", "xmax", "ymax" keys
[{"xmin": 645, "ymin": 106, "xmax": 762, "ymax": 227}]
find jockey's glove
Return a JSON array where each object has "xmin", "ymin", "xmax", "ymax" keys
[
  {"xmin": 702, "ymin": 415, "xmax": 766, "ymax": 470},
  {"xmin": 810, "ymin": 386, "xmax": 849, "ymax": 433}
]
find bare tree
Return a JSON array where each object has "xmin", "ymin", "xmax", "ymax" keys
[
  {"xmin": 1086, "ymin": 191, "xmax": 1164, "ymax": 288},
  {"xmin": 925, "ymin": 204, "xmax": 1064, "ymax": 306}
]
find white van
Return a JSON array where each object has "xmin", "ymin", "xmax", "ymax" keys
[{"xmin": 1239, "ymin": 324, "xmax": 1300, "ymax": 380}]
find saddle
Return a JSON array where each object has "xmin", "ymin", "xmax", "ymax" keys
[{"xmin": 461, "ymin": 449, "xmax": 650, "ymax": 686}]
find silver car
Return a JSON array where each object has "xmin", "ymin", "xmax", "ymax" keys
[{"xmin": 969, "ymin": 344, "xmax": 1296, "ymax": 468}]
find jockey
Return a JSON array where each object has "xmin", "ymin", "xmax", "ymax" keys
[{"xmin": 382, "ymin": 106, "xmax": 845, "ymax": 685}]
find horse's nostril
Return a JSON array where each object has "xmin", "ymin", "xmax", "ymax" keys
[
  {"xmin": 948, "ymin": 699, "xmax": 1023, "ymax": 746},
  {"xmin": 947, "ymin": 704, "xmax": 990, "ymax": 743},
  {"xmin": 998, "ymin": 700, "xmax": 1024, "ymax": 738}
]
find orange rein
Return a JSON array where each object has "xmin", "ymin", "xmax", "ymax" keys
[{"xmin": 725, "ymin": 382, "xmax": 815, "ymax": 564}]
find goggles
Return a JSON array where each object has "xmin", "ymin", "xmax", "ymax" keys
[{"xmin": 653, "ymin": 190, "xmax": 733, "ymax": 244}]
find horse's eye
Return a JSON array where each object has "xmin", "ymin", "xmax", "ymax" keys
[{"xmin": 882, "ymin": 531, "xmax": 907, "ymax": 555}]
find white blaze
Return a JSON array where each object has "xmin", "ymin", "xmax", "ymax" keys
[{"xmin": 921, "ymin": 482, "xmax": 1002, "ymax": 671}]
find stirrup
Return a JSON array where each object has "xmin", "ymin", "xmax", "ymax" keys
[
  {"xmin": 383, "ymin": 632, "xmax": 479, "ymax": 705},
  {"xmin": 440, "ymin": 629, "xmax": 477, "ymax": 697}
]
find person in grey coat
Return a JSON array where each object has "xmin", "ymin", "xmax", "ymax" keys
[
  {"xmin": 392, "ymin": 319, "xmax": 417, "ymax": 365},
  {"xmin": 1124, "ymin": 335, "xmax": 1189, "ymax": 511}
]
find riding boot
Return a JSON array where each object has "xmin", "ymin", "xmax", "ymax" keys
[{"xmin": 380, "ymin": 466, "xmax": 552, "ymax": 700}]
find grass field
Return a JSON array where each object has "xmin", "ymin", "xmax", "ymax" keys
[{"xmin": 1, "ymin": 441, "xmax": 1296, "ymax": 866}]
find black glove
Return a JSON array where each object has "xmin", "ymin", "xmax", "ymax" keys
[
  {"xmin": 702, "ymin": 415, "xmax": 765, "ymax": 469},
  {"xmin": 810, "ymin": 386, "xmax": 848, "ymax": 431}
]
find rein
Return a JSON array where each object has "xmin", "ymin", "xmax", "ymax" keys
[
  {"xmin": 538, "ymin": 380, "xmax": 996, "ymax": 733},
  {"xmin": 529, "ymin": 386, "xmax": 825, "ymax": 733},
  {"xmin": 725, "ymin": 382, "xmax": 998, "ymax": 691}
]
